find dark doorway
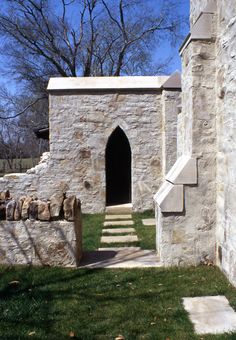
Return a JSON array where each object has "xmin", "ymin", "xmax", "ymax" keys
[{"xmin": 106, "ymin": 126, "xmax": 131, "ymax": 206}]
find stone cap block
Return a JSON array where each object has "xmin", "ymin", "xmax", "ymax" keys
[
  {"xmin": 191, "ymin": 13, "xmax": 214, "ymax": 40},
  {"xmin": 165, "ymin": 156, "xmax": 197, "ymax": 185},
  {"xmin": 162, "ymin": 71, "xmax": 181, "ymax": 90},
  {"xmin": 47, "ymin": 76, "xmax": 169, "ymax": 91},
  {"xmin": 154, "ymin": 181, "xmax": 183, "ymax": 213}
]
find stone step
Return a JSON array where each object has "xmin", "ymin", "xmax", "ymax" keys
[
  {"xmin": 101, "ymin": 235, "xmax": 138, "ymax": 243},
  {"xmin": 103, "ymin": 220, "xmax": 134, "ymax": 227},
  {"xmin": 142, "ymin": 218, "xmax": 156, "ymax": 226},
  {"xmin": 80, "ymin": 248, "xmax": 160, "ymax": 268},
  {"xmin": 105, "ymin": 214, "xmax": 132, "ymax": 220},
  {"xmin": 105, "ymin": 203, "xmax": 132, "ymax": 214},
  {"xmin": 102, "ymin": 228, "xmax": 136, "ymax": 234}
]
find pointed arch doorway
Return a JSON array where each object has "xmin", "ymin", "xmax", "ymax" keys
[{"xmin": 105, "ymin": 126, "xmax": 131, "ymax": 206}]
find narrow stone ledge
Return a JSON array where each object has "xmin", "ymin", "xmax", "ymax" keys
[
  {"xmin": 103, "ymin": 220, "xmax": 134, "ymax": 227},
  {"xmin": 154, "ymin": 181, "xmax": 184, "ymax": 213},
  {"xmin": 105, "ymin": 214, "xmax": 132, "ymax": 220},
  {"xmin": 102, "ymin": 228, "xmax": 136, "ymax": 234},
  {"xmin": 165, "ymin": 156, "xmax": 197, "ymax": 185},
  {"xmin": 101, "ymin": 235, "xmax": 138, "ymax": 243}
]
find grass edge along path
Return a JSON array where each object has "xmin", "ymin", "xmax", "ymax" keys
[
  {"xmin": 0, "ymin": 265, "xmax": 236, "ymax": 339},
  {"xmin": 84, "ymin": 210, "xmax": 156, "ymax": 251}
]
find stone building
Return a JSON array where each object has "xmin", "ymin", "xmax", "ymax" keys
[
  {"xmin": 1, "ymin": 0, "xmax": 236, "ymax": 288},
  {"xmin": 0, "ymin": 75, "xmax": 181, "ymax": 213},
  {"xmin": 155, "ymin": 0, "xmax": 236, "ymax": 287}
]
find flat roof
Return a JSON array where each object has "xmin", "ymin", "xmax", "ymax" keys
[{"xmin": 47, "ymin": 76, "xmax": 171, "ymax": 91}]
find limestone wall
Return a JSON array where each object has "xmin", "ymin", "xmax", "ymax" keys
[
  {"xmin": 1, "ymin": 79, "xmax": 180, "ymax": 214},
  {"xmin": 0, "ymin": 191, "xmax": 82, "ymax": 267},
  {"xmin": 0, "ymin": 220, "xmax": 81, "ymax": 267},
  {"xmin": 215, "ymin": 0, "xmax": 236, "ymax": 286},
  {"xmin": 155, "ymin": 4, "xmax": 217, "ymax": 267},
  {"xmin": 162, "ymin": 90, "xmax": 180, "ymax": 174},
  {"xmin": 46, "ymin": 90, "xmax": 164, "ymax": 212}
]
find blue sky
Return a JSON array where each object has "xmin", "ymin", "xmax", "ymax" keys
[
  {"xmin": 155, "ymin": 0, "xmax": 190, "ymax": 74},
  {"xmin": 0, "ymin": 0, "xmax": 190, "ymax": 92}
]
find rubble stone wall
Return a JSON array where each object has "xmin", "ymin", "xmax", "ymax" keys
[{"xmin": 0, "ymin": 191, "xmax": 82, "ymax": 267}]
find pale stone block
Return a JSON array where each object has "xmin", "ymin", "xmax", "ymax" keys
[
  {"xmin": 103, "ymin": 220, "xmax": 134, "ymax": 227},
  {"xmin": 105, "ymin": 204, "xmax": 133, "ymax": 214},
  {"xmin": 165, "ymin": 156, "xmax": 197, "ymax": 185},
  {"xmin": 80, "ymin": 248, "xmax": 160, "ymax": 268},
  {"xmin": 191, "ymin": 13, "xmax": 214, "ymax": 40},
  {"xmin": 183, "ymin": 296, "xmax": 236, "ymax": 335},
  {"xmin": 102, "ymin": 228, "xmax": 135, "ymax": 234},
  {"xmin": 154, "ymin": 181, "xmax": 183, "ymax": 212},
  {"xmin": 105, "ymin": 214, "xmax": 132, "ymax": 220},
  {"xmin": 47, "ymin": 76, "xmax": 169, "ymax": 91},
  {"xmin": 101, "ymin": 235, "xmax": 138, "ymax": 243},
  {"xmin": 162, "ymin": 71, "xmax": 181, "ymax": 89},
  {"xmin": 142, "ymin": 218, "xmax": 156, "ymax": 226}
]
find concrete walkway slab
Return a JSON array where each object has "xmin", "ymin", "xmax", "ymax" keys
[
  {"xmin": 142, "ymin": 218, "xmax": 156, "ymax": 226},
  {"xmin": 105, "ymin": 214, "xmax": 132, "ymax": 220},
  {"xmin": 105, "ymin": 203, "xmax": 132, "ymax": 214},
  {"xmin": 101, "ymin": 235, "xmax": 138, "ymax": 243},
  {"xmin": 79, "ymin": 248, "xmax": 160, "ymax": 268},
  {"xmin": 183, "ymin": 296, "xmax": 236, "ymax": 335},
  {"xmin": 104, "ymin": 220, "xmax": 134, "ymax": 227},
  {"xmin": 102, "ymin": 228, "xmax": 135, "ymax": 234}
]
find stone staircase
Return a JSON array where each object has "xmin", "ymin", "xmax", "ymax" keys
[
  {"xmin": 101, "ymin": 204, "xmax": 138, "ymax": 246},
  {"xmin": 79, "ymin": 204, "xmax": 160, "ymax": 268}
]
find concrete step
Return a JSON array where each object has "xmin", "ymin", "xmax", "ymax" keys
[
  {"xmin": 102, "ymin": 228, "xmax": 136, "ymax": 234},
  {"xmin": 103, "ymin": 220, "xmax": 134, "ymax": 227},
  {"xmin": 105, "ymin": 214, "xmax": 132, "ymax": 220},
  {"xmin": 142, "ymin": 218, "xmax": 156, "ymax": 226},
  {"xmin": 105, "ymin": 203, "xmax": 132, "ymax": 214},
  {"xmin": 101, "ymin": 235, "xmax": 138, "ymax": 243},
  {"xmin": 79, "ymin": 248, "xmax": 160, "ymax": 268}
]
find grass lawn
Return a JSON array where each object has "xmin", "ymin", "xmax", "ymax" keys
[
  {"xmin": 0, "ymin": 265, "xmax": 236, "ymax": 339},
  {"xmin": 83, "ymin": 210, "xmax": 156, "ymax": 251}
]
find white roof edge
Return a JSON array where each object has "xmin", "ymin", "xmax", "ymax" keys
[{"xmin": 47, "ymin": 76, "xmax": 170, "ymax": 91}]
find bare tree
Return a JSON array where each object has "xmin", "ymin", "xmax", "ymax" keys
[
  {"xmin": 0, "ymin": 0, "xmax": 187, "ymax": 159},
  {"xmin": 0, "ymin": 0, "xmax": 187, "ymax": 80}
]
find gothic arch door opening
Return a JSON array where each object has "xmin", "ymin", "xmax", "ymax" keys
[{"xmin": 105, "ymin": 126, "xmax": 131, "ymax": 206}]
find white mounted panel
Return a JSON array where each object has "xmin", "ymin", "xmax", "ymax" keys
[
  {"xmin": 191, "ymin": 13, "xmax": 213, "ymax": 40},
  {"xmin": 166, "ymin": 156, "xmax": 197, "ymax": 185},
  {"xmin": 154, "ymin": 181, "xmax": 184, "ymax": 213}
]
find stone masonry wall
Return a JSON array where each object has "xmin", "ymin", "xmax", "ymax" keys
[
  {"xmin": 45, "ymin": 91, "xmax": 164, "ymax": 212},
  {"xmin": 162, "ymin": 90, "xmax": 180, "ymax": 174},
  {"xmin": 156, "ymin": 6, "xmax": 217, "ymax": 266},
  {"xmin": 1, "ymin": 86, "xmax": 180, "ymax": 214},
  {"xmin": 0, "ymin": 191, "xmax": 82, "ymax": 267},
  {"xmin": 0, "ymin": 220, "xmax": 81, "ymax": 267},
  {"xmin": 215, "ymin": 0, "xmax": 236, "ymax": 286}
]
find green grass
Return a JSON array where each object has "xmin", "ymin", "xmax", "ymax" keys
[
  {"xmin": 133, "ymin": 210, "xmax": 155, "ymax": 249},
  {"xmin": 84, "ymin": 210, "xmax": 156, "ymax": 250},
  {"xmin": 82, "ymin": 213, "xmax": 104, "ymax": 250},
  {"xmin": 0, "ymin": 158, "xmax": 39, "ymax": 176},
  {"xmin": 0, "ymin": 265, "xmax": 236, "ymax": 339}
]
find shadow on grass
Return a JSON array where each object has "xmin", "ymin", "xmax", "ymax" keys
[{"xmin": 0, "ymin": 265, "xmax": 236, "ymax": 339}]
